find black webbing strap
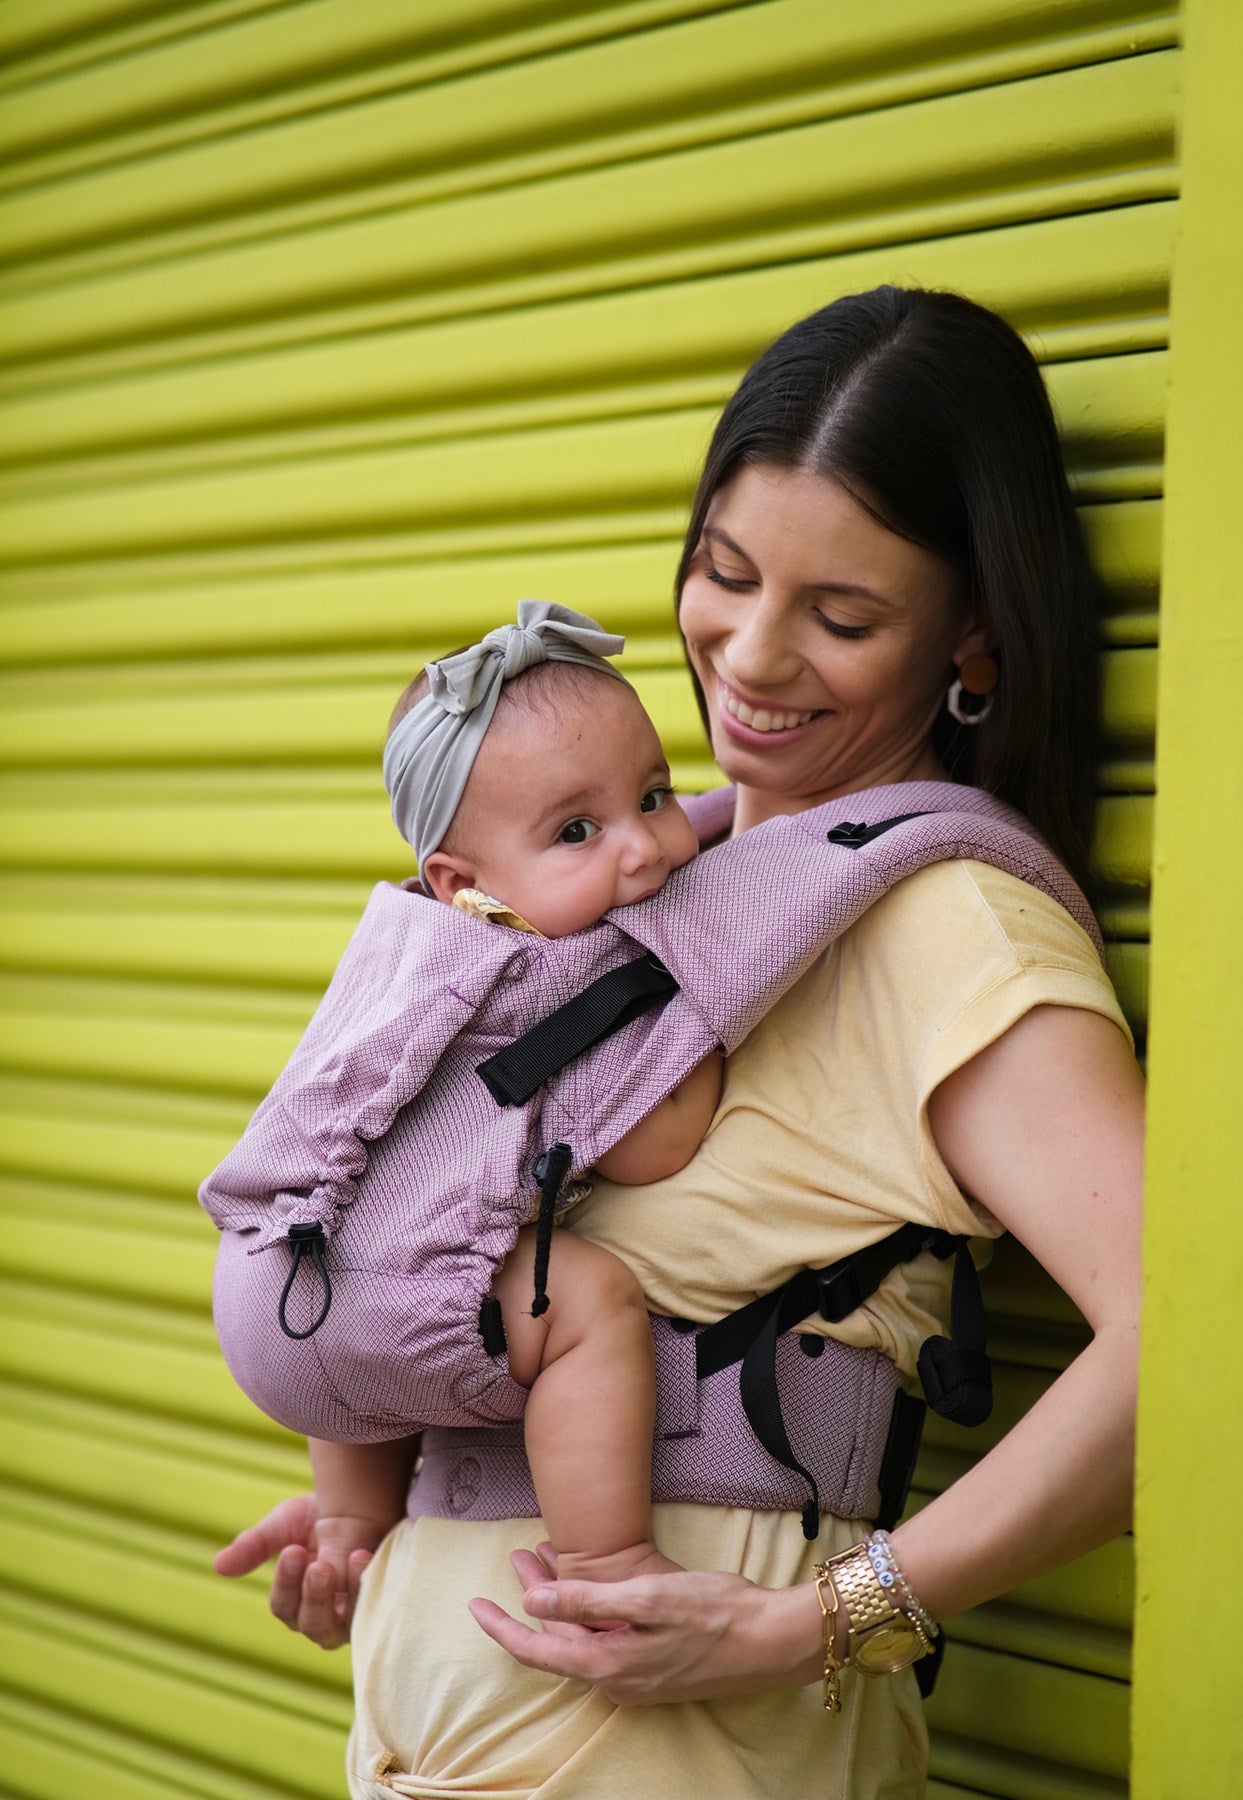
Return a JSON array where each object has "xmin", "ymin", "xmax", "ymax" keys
[
  {"xmin": 694, "ymin": 1223, "xmax": 945, "ymax": 1380},
  {"xmin": 693, "ymin": 1223, "xmax": 973, "ymax": 1540},
  {"xmin": 916, "ymin": 1240, "xmax": 993, "ymax": 1426},
  {"xmin": 824, "ymin": 811, "xmax": 929, "ymax": 847},
  {"xmin": 476, "ymin": 953, "xmax": 678, "ymax": 1106}
]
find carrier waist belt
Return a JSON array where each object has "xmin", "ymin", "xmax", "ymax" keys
[{"xmin": 408, "ymin": 1314, "xmax": 903, "ymax": 1524}]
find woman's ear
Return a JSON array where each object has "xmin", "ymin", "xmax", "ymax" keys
[
  {"xmin": 951, "ymin": 614, "xmax": 997, "ymax": 669},
  {"xmin": 419, "ymin": 850, "xmax": 482, "ymax": 905}
]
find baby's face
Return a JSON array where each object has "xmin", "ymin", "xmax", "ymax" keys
[{"xmin": 464, "ymin": 681, "xmax": 699, "ymax": 937}]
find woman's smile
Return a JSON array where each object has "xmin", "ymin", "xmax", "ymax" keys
[{"xmin": 718, "ymin": 679, "xmax": 824, "ymax": 741}]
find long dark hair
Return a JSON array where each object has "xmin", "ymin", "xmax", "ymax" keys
[{"xmin": 675, "ymin": 287, "xmax": 1100, "ymax": 892}]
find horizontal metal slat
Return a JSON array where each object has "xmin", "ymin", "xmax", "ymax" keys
[
  {"xmin": 925, "ymin": 1636, "xmax": 1129, "ymax": 1779},
  {"xmin": 0, "ymin": 0, "xmax": 718, "ymax": 166},
  {"xmin": 0, "ymin": 51, "xmax": 1178, "ymax": 369},
  {"xmin": 0, "ymin": 1069, "xmax": 250, "ymax": 1197},
  {"xmin": 0, "ymin": 1378, "xmax": 306, "ymax": 1531},
  {"xmin": 0, "ymin": 1586, "xmax": 347, "ymax": 1798},
  {"xmin": 0, "ymin": 352, "xmax": 1166, "ymax": 564},
  {"xmin": 0, "ymin": 536, "xmax": 683, "ymax": 665},
  {"xmin": 0, "ymin": 980, "xmax": 313, "ymax": 1097},
  {"xmin": 929, "ymin": 1728, "xmax": 1127, "ymax": 1800},
  {"xmin": 0, "ymin": 1488, "xmax": 351, "ymax": 1714},
  {"xmin": 0, "ymin": 1176, "xmax": 216, "ymax": 1307},
  {"xmin": 0, "ymin": 200, "xmax": 1176, "ymax": 467},
  {"xmin": 0, "ymin": 1685, "xmax": 304, "ymax": 1800},
  {"xmin": 0, "ymin": 1295, "xmax": 268, "ymax": 1438},
  {"xmin": 0, "ymin": 1475, "xmax": 341, "ymax": 1687},
  {"xmin": 0, "ymin": 872, "xmax": 368, "ymax": 986},
  {"xmin": 0, "ymin": 0, "xmax": 275, "ymax": 79},
  {"xmin": 0, "ymin": 5, "xmax": 1177, "ymax": 275}
]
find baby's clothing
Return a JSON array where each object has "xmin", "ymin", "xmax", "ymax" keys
[{"xmin": 452, "ymin": 888, "xmax": 541, "ymax": 934}]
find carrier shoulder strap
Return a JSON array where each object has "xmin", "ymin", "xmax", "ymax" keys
[{"xmin": 475, "ymin": 811, "xmax": 931, "ymax": 1102}]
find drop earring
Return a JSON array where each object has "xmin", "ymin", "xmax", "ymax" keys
[{"xmin": 947, "ymin": 653, "xmax": 998, "ymax": 726}]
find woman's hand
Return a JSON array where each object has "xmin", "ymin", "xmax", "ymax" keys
[
  {"xmin": 213, "ymin": 1494, "xmax": 373, "ymax": 1650},
  {"xmin": 468, "ymin": 1543, "xmax": 823, "ymax": 1704}
]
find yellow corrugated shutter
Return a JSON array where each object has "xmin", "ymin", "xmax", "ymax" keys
[{"xmin": 0, "ymin": 4, "xmax": 1169, "ymax": 1795}]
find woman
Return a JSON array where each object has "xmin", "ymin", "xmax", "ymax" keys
[{"xmin": 216, "ymin": 287, "xmax": 1141, "ymax": 1796}]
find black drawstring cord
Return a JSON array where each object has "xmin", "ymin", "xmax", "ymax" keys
[
  {"xmin": 530, "ymin": 1143, "xmax": 572, "ymax": 1318},
  {"xmin": 278, "ymin": 1221, "xmax": 333, "ymax": 1339}
]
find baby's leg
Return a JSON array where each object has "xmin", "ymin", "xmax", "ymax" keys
[{"xmin": 492, "ymin": 1227, "xmax": 679, "ymax": 1582}]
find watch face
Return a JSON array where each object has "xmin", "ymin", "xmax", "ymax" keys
[{"xmin": 854, "ymin": 1620, "xmax": 923, "ymax": 1675}]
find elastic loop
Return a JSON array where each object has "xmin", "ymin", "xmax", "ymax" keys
[{"xmin": 278, "ymin": 1222, "xmax": 333, "ymax": 1340}]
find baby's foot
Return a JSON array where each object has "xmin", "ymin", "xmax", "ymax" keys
[{"xmin": 553, "ymin": 1539, "xmax": 683, "ymax": 1584}]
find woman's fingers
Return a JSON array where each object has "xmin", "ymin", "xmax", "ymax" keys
[
  {"xmin": 524, "ymin": 1576, "xmax": 660, "ymax": 1629},
  {"xmin": 468, "ymin": 1598, "xmax": 604, "ymax": 1674}
]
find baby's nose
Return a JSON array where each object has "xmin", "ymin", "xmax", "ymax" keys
[{"xmin": 619, "ymin": 820, "xmax": 663, "ymax": 873}]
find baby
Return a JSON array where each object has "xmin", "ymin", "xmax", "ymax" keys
[{"xmin": 307, "ymin": 604, "xmax": 723, "ymax": 1595}]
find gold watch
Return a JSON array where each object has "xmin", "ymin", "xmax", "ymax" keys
[{"xmin": 818, "ymin": 1541, "xmax": 933, "ymax": 1676}]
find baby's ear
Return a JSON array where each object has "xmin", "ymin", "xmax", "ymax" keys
[{"xmin": 419, "ymin": 851, "xmax": 481, "ymax": 905}]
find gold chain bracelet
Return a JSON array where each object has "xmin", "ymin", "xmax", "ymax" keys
[{"xmin": 812, "ymin": 1562, "xmax": 846, "ymax": 1714}]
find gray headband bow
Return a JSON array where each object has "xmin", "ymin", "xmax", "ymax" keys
[{"xmin": 383, "ymin": 600, "xmax": 629, "ymax": 878}]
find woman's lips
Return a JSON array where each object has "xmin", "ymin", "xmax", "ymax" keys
[{"xmin": 716, "ymin": 683, "xmax": 824, "ymax": 747}]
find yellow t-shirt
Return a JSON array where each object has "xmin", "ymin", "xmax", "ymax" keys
[{"xmin": 572, "ymin": 858, "xmax": 1131, "ymax": 1379}]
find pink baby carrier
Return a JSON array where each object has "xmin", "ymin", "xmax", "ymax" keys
[{"xmin": 201, "ymin": 780, "xmax": 1101, "ymax": 1537}]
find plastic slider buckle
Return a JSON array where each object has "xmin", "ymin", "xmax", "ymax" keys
[
  {"xmin": 825, "ymin": 821, "xmax": 869, "ymax": 847},
  {"xmin": 817, "ymin": 1263, "xmax": 863, "ymax": 1323}
]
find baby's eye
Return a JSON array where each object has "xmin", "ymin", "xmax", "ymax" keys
[
  {"xmin": 640, "ymin": 786, "xmax": 673, "ymax": 814},
  {"xmin": 558, "ymin": 817, "xmax": 599, "ymax": 844}
]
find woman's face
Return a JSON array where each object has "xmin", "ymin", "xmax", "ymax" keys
[{"xmin": 678, "ymin": 463, "xmax": 990, "ymax": 823}]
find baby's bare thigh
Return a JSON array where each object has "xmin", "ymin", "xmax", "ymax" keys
[{"xmin": 490, "ymin": 1226, "xmax": 644, "ymax": 1386}]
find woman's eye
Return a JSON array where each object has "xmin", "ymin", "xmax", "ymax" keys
[
  {"xmin": 640, "ymin": 786, "xmax": 673, "ymax": 814},
  {"xmin": 558, "ymin": 817, "xmax": 599, "ymax": 844},
  {"xmin": 706, "ymin": 566, "xmax": 753, "ymax": 593},
  {"xmin": 816, "ymin": 612, "xmax": 870, "ymax": 640}
]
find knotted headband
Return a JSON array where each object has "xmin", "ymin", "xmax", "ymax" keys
[{"xmin": 383, "ymin": 599, "xmax": 629, "ymax": 875}]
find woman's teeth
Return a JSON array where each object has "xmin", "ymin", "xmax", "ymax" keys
[{"xmin": 723, "ymin": 692, "xmax": 815, "ymax": 733}]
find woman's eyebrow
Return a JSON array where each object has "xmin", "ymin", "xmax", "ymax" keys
[{"xmin": 703, "ymin": 525, "xmax": 895, "ymax": 607}]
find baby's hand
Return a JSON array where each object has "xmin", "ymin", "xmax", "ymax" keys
[{"xmin": 312, "ymin": 1512, "xmax": 392, "ymax": 1595}]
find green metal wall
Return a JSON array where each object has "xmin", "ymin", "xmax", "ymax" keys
[{"xmin": 0, "ymin": 3, "xmax": 1169, "ymax": 1795}]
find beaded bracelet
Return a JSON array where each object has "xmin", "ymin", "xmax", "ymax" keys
[{"xmin": 867, "ymin": 1530, "xmax": 939, "ymax": 1641}]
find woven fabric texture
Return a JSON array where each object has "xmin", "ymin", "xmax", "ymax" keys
[{"xmin": 202, "ymin": 782, "xmax": 1099, "ymax": 1444}]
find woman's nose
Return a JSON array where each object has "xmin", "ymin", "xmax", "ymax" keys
[{"xmin": 721, "ymin": 594, "xmax": 801, "ymax": 689}]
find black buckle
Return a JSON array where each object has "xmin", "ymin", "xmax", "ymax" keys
[
  {"xmin": 825, "ymin": 820, "xmax": 869, "ymax": 847},
  {"xmin": 817, "ymin": 1262, "xmax": 863, "ymax": 1323}
]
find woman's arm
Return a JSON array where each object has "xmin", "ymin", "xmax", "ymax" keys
[
  {"xmin": 891, "ymin": 1002, "xmax": 1141, "ymax": 1617},
  {"xmin": 471, "ymin": 1003, "xmax": 1142, "ymax": 1700}
]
